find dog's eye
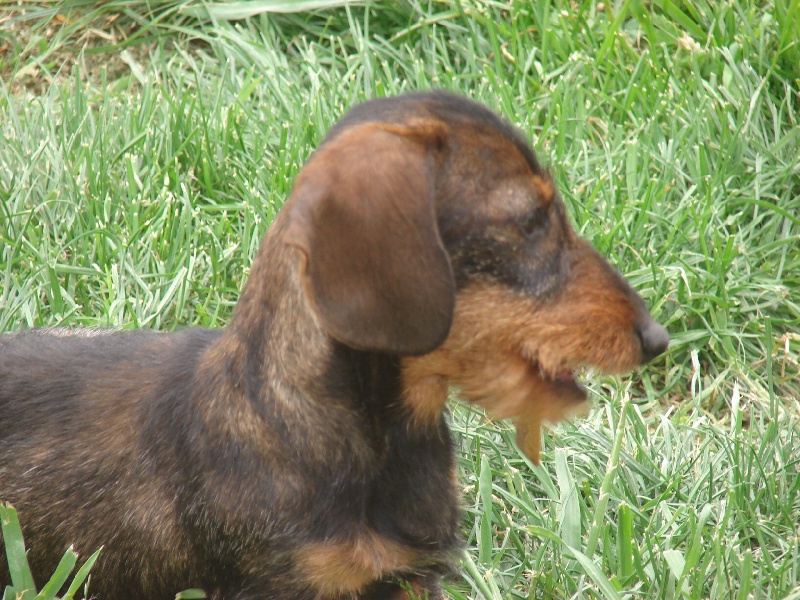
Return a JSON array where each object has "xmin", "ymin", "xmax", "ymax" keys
[{"xmin": 518, "ymin": 207, "xmax": 547, "ymax": 236}]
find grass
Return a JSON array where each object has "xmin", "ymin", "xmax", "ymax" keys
[
  {"xmin": 1, "ymin": 504, "xmax": 101, "ymax": 600},
  {"xmin": 1, "ymin": 0, "xmax": 799, "ymax": 598}
]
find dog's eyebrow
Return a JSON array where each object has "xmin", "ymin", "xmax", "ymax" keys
[{"xmin": 531, "ymin": 173, "xmax": 555, "ymax": 206}]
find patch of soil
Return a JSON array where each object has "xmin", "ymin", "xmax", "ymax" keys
[{"xmin": 0, "ymin": 3, "xmax": 154, "ymax": 95}]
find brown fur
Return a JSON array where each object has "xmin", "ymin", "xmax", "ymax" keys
[
  {"xmin": 0, "ymin": 91, "xmax": 667, "ymax": 599},
  {"xmin": 296, "ymin": 535, "xmax": 420, "ymax": 596}
]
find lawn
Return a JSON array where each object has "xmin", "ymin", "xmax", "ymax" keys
[{"xmin": 1, "ymin": 1, "xmax": 799, "ymax": 598}]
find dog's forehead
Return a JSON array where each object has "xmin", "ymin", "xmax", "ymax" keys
[
  {"xmin": 466, "ymin": 172, "xmax": 555, "ymax": 220},
  {"xmin": 446, "ymin": 129, "xmax": 556, "ymax": 220}
]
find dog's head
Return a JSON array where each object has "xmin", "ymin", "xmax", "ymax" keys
[{"xmin": 283, "ymin": 91, "xmax": 668, "ymax": 461}]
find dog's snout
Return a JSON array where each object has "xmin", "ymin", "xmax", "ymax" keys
[{"xmin": 636, "ymin": 316, "xmax": 669, "ymax": 362}]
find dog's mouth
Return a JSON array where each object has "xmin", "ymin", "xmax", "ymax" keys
[
  {"xmin": 546, "ymin": 366, "xmax": 586, "ymax": 396},
  {"xmin": 401, "ymin": 343, "xmax": 593, "ymax": 465}
]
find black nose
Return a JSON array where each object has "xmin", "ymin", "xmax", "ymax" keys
[{"xmin": 637, "ymin": 317, "xmax": 669, "ymax": 362}]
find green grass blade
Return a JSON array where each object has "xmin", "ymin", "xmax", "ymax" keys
[
  {"xmin": 36, "ymin": 547, "xmax": 77, "ymax": 600},
  {"xmin": 616, "ymin": 502, "xmax": 634, "ymax": 583},
  {"xmin": 663, "ymin": 549, "xmax": 688, "ymax": 595},
  {"xmin": 0, "ymin": 505, "xmax": 36, "ymax": 593},
  {"xmin": 181, "ymin": 0, "xmax": 365, "ymax": 19},
  {"xmin": 555, "ymin": 448, "xmax": 581, "ymax": 549},
  {"xmin": 175, "ymin": 589, "xmax": 208, "ymax": 599},
  {"xmin": 460, "ymin": 551, "xmax": 499, "ymax": 600},
  {"xmin": 61, "ymin": 547, "xmax": 103, "ymax": 600},
  {"xmin": 477, "ymin": 453, "xmax": 494, "ymax": 565}
]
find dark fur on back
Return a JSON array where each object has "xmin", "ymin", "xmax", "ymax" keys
[
  {"xmin": 1, "ymin": 329, "xmax": 460, "ymax": 598},
  {"xmin": 0, "ymin": 92, "xmax": 667, "ymax": 599}
]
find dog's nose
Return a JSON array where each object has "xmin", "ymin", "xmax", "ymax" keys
[{"xmin": 636, "ymin": 317, "xmax": 669, "ymax": 362}]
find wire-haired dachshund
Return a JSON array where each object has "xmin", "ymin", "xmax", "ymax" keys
[{"xmin": 0, "ymin": 91, "xmax": 668, "ymax": 599}]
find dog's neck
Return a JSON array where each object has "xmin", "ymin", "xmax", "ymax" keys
[
  {"xmin": 226, "ymin": 217, "xmax": 333, "ymax": 386},
  {"xmin": 205, "ymin": 219, "xmax": 402, "ymax": 469}
]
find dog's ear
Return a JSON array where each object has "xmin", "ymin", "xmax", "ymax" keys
[{"xmin": 284, "ymin": 121, "xmax": 454, "ymax": 356}]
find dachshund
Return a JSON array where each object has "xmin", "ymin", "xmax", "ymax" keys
[{"xmin": 0, "ymin": 91, "xmax": 668, "ymax": 599}]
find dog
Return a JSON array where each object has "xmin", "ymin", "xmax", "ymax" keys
[{"xmin": 0, "ymin": 91, "xmax": 668, "ymax": 599}]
